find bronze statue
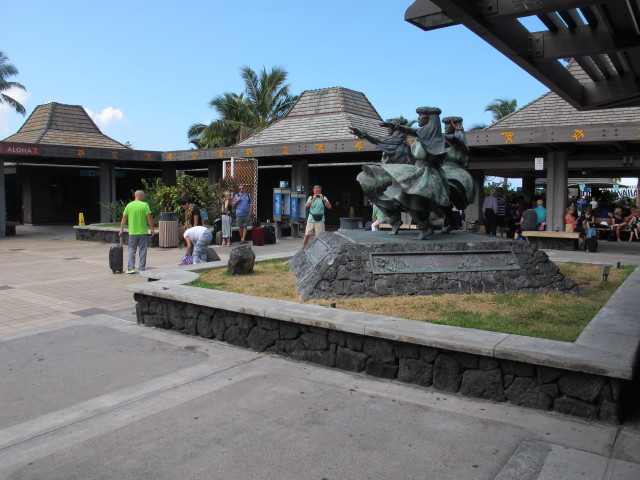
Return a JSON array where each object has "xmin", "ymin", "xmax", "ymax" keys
[
  {"xmin": 440, "ymin": 116, "xmax": 476, "ymax": 230},
  {"xmin": 354, "ymin": 107, "xmax": 448, "ymax": 239}
]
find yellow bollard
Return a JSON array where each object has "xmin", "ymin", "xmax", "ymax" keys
[{"xmin": 78, "ymin": 213, "xmax": 85, "ymax": 226}]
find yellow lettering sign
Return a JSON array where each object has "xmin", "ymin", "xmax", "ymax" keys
[
  {"xmin": 355, "ymin": 141, "xmax": 363, "ymax": 150},
  {"xmin": 168, "ymin": 153, "xmax": 174, "ymax": 160},
  {"xmin": 144, "ymin": 152, "xmax": 152, "ymax": 160},
  {"xmin": 77, "ymin": 149, "xmax": 85, "ymax": 157},
  {"xmin": 572, "ymin": 129, "xmax": 585, "ymax": 140},
  {"xmin": 217, "ymin": 150, "xmax": 224, "ymax": 158},
  {"xmin": 246, "ymin": 148, "xmax": 253, "ymax": 156},
  {"xmin": 111, "ymin": 151, "xmax": 119, "ymax": 160},
  {"xmin": 192, "ymin": 151, "xmax": 198, "ymax": 160},
  {"xmin": 282, "ymin": 146, "xmax": 289, "ymax": 155},
  {"xmin": 501, "ymin": 132, "xmax": 515, "ymax": 144},
  {"xmin": 315, "ymin": 143, "xmax": 325, "ymax": 153}
]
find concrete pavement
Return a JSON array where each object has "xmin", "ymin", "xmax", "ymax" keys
[{"xmin": 0, "ymin": 226, "xmax": 639, "ymax": 479}]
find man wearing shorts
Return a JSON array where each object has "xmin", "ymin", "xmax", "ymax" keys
[
  {"xmin": 232, "ymin": 184, "xmax": 252, "ymax": 244},
  {"xmin": 302, "ymin": 185, "xmax": 331, "ymax": 248}
]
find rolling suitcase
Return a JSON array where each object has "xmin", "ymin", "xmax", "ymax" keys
[
  {"xmin": 264, "ymin": 225, "xmax": 276, "ymax": 244},
  {"xmin": 586, "ymin": 237, "xmax": 598, "ymax": 252},
  {"xmin": 252, "ymin": 226, "xmax": 265, "ymax": 246},
  {"xmin": 109, "ymin": 238, "xmax": 124, "ymax": 273}
]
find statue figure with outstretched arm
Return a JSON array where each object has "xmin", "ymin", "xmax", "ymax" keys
[{"xmin": 350, "ymin": 118, "xmax": 413, "ymax": 234}]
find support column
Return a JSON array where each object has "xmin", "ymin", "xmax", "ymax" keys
[
  {"xmin": 465, "ymin": 170, "xmax": 484, "ymax": 222},
  {"xmin": 291, "ymin": 158, "xmax": 309, "ymax": 192},
  {"xmin": 162, "ymin": 165, "xmax": 177, "ymax": 187},
  {"xmin": 291, "ymin": 159, "xmax": 309, "ymax": 238},
  {"xmin": 0, "ymin": 161, "xmax": 5, "ymax": 237},
  {"xmin": 546, "ymin": 152, "xmax": 568, "ymax": 233},
  {"xmin": 522, "ymin": 177, "xmax": 536, "ymax": 203},
  {"xmin": 99, "ymin": 162, "xmax": 117, "ymax": 223},
  {"xmin": 22, "ymin": 173, "xmax": 32, "ymax": 224},
  {"xmin": 207, "ymin": 162, "xmax": 220, "ymax": 185}
]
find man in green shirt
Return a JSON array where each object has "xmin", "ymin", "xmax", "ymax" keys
[
  {"xmin": 302, "ymin": 185, "xmax": 331, "ymax": 248},
  {"xmin": 119, "ymin": 190, "xmax": 155, "ymax": 274}
]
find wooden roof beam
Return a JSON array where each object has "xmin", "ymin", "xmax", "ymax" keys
[
  {"xmin": 529, "ymin": 24, "xmax": 640, "ymax": 60},
  {"xmin": 423, "ymin": 0, "xmax": 585, "ymax": 107},
  {"xmin": 476, "ymin": 0, "xmax": 602, "ymax": 20}
]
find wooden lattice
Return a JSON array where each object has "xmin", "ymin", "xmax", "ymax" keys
[{"xmin": 223, "ymin": 157, "xmax": 258, "ymax": 221}]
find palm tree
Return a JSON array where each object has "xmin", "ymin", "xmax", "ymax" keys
[
  {"xmin": 188, "ymin": 66, "xmax": 297, "ymax": 149},
  {"xmin": 0, "ymin": 51, "xmax": 26, "ymax": 115},
  {"xmin": 485, "ymin": 98, "xmax": 517, "ymax": 123}
]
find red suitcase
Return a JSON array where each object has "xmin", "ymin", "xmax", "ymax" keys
[{"xmin": 252, "ymin": 226, "xmax": 265, "ymax": 246}]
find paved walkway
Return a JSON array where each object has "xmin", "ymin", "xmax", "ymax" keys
[
  {"xmin": 0, "ymin": 226, "xmax": 302, "ymax": 335},
  {"xmin": 0, "ymin": 226, "xmax": 638, "ymax": 479}
]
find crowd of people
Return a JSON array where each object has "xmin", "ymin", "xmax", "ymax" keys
[{"xmin": 481, "ymin": 189, "xmax": 639, "ymax": 244}]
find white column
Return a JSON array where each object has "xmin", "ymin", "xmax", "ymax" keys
[{"xmin": 546, "ymin": 152, "xmax": 568, "ymax": 232}]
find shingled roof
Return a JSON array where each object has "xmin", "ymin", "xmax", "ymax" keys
[
  {"xmin": 2, "ymin": 102, "xmax": 129, "ymax": 149},
  {"xmin": 486, "ymin": 62, "xmax": 640, "ymax": 130},
  {"xmin": 236, "ymin": 87, "xmax": 388, "ymax": 147}
]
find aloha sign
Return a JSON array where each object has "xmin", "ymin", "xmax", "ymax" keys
[{"xmin": 0, "ymin": 144, "xmax": 42, "ymax": 156}]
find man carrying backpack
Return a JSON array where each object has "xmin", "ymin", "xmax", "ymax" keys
[
  {"xmin": 302, "ymin": 185, "xmax": 332, "ymax": 248},
  {"xmin": 233, "ymin": 184, "xmax": 252, "ymax": 244}
]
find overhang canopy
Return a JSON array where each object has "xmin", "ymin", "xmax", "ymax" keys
[{"xmin": 405, "ymin": 0, "xmax": 640, "ymax": 110}]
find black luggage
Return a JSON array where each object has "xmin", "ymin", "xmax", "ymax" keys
[
  {"xmin": 586, "ymin": 237, "xmax": 598, "ymax": 252},
  {"xmin": 264, "ymin": 225, "xmax": 276, "ymax": 244},
  {"xmin": 109, "ymin": 238, "xmax": 124, "ymax": 273}
]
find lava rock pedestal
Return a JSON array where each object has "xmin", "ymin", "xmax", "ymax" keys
[{"xmin": 289, "ymin": 230, "xmax": 579, "ymax": 300}]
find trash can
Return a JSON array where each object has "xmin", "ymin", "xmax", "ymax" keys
[{"xmin": 159, "ymin": 212, "xmax": 179, "ymax": 247}]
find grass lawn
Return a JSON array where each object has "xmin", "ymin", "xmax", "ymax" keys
[{"xmin": 190, "ymin": 260, "xmax": 635, "ymax": 342}]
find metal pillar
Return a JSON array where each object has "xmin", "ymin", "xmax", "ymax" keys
[
  {"xmin": 465, "ymin": 170, "xmax": 484, "ymax": 222},
  {"xmin": 291, "ymin": 159, "xmax": 309, "ymax": 237},
  {"xmin": 162, "ymin": 165, "xmax": 177, "ymax": 187},
  {"xmin": 546, "ymin": 152, "xmax": 568, "ymax": 233},
  {"xmin": 22, "ymin": 173, "xmax": 32, "ymax": 224},
  {"xmin": 522, "ymin": 177, "xmax": 536, "ymax": 203},
  {"xmin": 0, "ymin": 161, "xmax": 5, "ymax": 237},
  {"xmin": 291, "ymin": 159, "xmax": 308, "ymax": 192},
  {"xmin": 207, "ymin": 162, "xmax": 220, "ymax": 185},
  {"xmin": 99, "ymin": 162, "xmax": 116, "ymax": 223}
]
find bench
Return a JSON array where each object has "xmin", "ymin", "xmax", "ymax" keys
[
  {"xmin": 522, "ymin": 230, "xmax": 583, "ymax": 250},
  {"xmin": 5, "ymin": 221, "xmax": 20, "ymax": 236}
]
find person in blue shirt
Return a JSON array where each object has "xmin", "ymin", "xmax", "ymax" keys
[
  {"xmin": 232, "ymin": 184, "xmax": 253, "ymax": 244},
  {"xmin": 302, "ymin": 185, "xmax": 331, "ymax": 248},
  {"xmin": 533, "ymin": 199, "xmax": 546, "ymax": 229}
]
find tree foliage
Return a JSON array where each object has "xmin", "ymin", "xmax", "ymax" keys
[
  {"xmin": 485, "ymin": 98, "xmax": 517, "ymax": 123},
  {"xmin": 0, "ymin": 51, "xmax": 26, "ymax": 115},
  {"xmin": 188, "ymin": 66, "xmax": 297, "ymax": 149}
]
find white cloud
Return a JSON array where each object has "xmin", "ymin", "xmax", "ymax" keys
[{"xmin": 84, "ymin": 106, "xmax": 126, "ymax": 127}]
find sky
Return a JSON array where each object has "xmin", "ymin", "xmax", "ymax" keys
[
  {"xmin": 1, "ymin": 0, "xmax": 554, "ymax": 150},
  {"xmin": 0, "ymin": 0, "xmax": 637, "ymax": 190}
]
